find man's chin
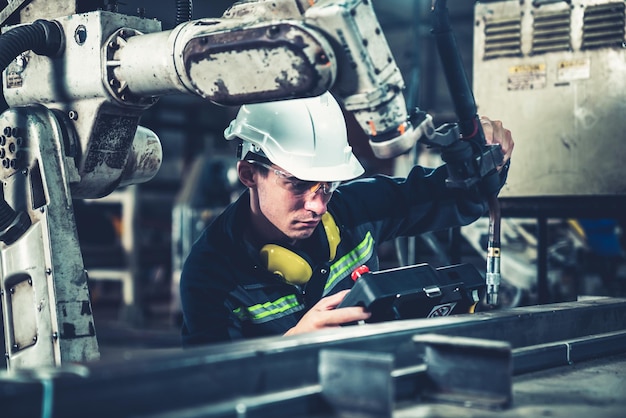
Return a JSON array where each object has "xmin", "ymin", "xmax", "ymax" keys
[{"xmin": 289, "ymin": 226, "xmax": 317, "ymax": 240}]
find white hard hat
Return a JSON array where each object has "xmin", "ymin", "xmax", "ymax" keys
[{"xmin": 224, "ymin": 92, "xmax": 364, "ymax": 182}]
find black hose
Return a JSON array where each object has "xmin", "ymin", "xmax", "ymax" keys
[
  {"xmin": 0, "ymin": 19, "xmax": 63, "ymax": 71},
  {"xmin": 431, "ymin": 0, "xmax": 479, "ymax": 139},
  {"xmin": 175, "ymin": 0, "xmax": 193, "ymax": 25},
  {"xmin": 431, "ymin": 0, "xmax": 503, "ymax": 305}
]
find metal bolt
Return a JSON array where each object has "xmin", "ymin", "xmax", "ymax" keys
[
  {"xmin": 68, "ymin": 110, "xmax": 78, "ymax": 120},
  {"xmin": 75, "ymin": 25, "xmax": 87, "ymax": 45},
  {"xmin": 9, "ymin": 287, "xmax": 14, "ymax": 294},
  {"xmin": 46, "ymin": 268, "xmax": 52, "ymax": 275},
  {"xmin": 12, "ymin": 344, "xmax": 19, "ymax": 350},
  {"xmin": 316, "ymin": 52, "xmax": 329, "ymax": 65},
  {"xmin": 266, "ymin": 25, "xmax": 280, "ymax": 38},
  {"xmin": 320, "ymin": 268, "xmax": 328, "ymax": 274},
  {"xmin": 52, "ymin": 332, "xmax": 59, "ymax": 341},
  {"xmin": 32, "ymin": 336, "xmax": 37, "ymax": 343},
  {"xmin": 28, "ymin": 278, "xmax": 32, "ymax": 286}
]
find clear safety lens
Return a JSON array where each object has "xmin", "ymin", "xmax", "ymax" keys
[{"xmin": 251, "ymin": 161, "xmax": 339, "ymax": 196}]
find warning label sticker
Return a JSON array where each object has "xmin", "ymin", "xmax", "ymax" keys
[
  {"xmin": 557, "ymin": 58, "xmax": 590, "ymax": 82},
  {"xmin": 507, "ymin": 63, "xmax": 546, "ymax": 91},
  {"xmin": 5, "ymin": 72, "xmax": 23, "ymax": 89}
]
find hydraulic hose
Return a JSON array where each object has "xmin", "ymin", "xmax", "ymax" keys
[
  {"xmin": 0, "ymin": 19, "xmax": 63, "ymax": 244},
  {"xmin": 0, "ymin": 19, "xmax": 63, "ymax": 71},
  {"xmin": 431, "ymin": 0, "xmax": 502, "ymax": 305}
]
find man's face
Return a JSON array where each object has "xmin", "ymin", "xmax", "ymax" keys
[{"xmin": 249, "ymin": 162, "xmax": 337, "ymax": 242}]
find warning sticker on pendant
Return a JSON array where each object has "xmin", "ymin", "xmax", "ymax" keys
[
  {"xmin": 427, "ymin": 302, "xmax": 457, "ymax": 318},
  {"xmin": 507, "ymin": 63, "xmax": 546, "ymax": 91}
]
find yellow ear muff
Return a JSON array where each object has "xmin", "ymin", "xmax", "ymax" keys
[
  {"xmin": 259, "ymin": 213, "xmax": 340, "ymax": 286},
  {"xmin": 260, "ymin": 244, "xmax": 313, "ymax": 285},
  {"xmin": 321, "ymin": 212, "xmax": 340, "ymax": 261}
]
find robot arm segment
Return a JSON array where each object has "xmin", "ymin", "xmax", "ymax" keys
[
  {"xmin": 111, "ymin": 18, "xmax": 337, "ymax": 105},
  {"xmin": 305, "ymin": 0, "xmax": 423, "ymax": 158}
]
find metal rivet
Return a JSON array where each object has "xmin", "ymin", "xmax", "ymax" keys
[{"xmin": 68, "ymin": 110, "xmax": 78, "ymax": 120}]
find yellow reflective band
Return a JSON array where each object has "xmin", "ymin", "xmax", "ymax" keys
[
  {"xmin": 234, "ymin": 294, "xmax": 304, "ymax": 324},
  {"xmin": 323, "ymin": 231, "xmax": 375, "ymax": 295}
]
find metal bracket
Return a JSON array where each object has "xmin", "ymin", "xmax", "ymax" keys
[{"xmin": 319, "ymin": 333, "xmax": 513, "ymax": 417}]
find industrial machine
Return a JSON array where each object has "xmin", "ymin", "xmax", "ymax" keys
[
  {"xmin": 469, "ymin": 0, "xmax": 626, "ymax": 303},
  {"xmin": 474, "ymin": 0, "xmax": 626, "ymax": 199}
]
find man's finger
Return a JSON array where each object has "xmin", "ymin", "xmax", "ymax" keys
[
  {"xmin": 316, "ymin": 289, "xmax": 350, "ymax": 310},
  {"xmin": 323, "ymin": 307, "xmax": 371, "ymax": 326}
]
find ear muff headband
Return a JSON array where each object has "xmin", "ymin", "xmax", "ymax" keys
[
  {"xmin": 259, "ymin": 212, "xmax": 340, "ymax": 285},
  {"xmin": 321, "ymin": 212, "xmax": 340, "ymax": 261}
]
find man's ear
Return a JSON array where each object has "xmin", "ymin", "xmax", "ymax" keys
[{"xmin": 237, "ymin": 161, "xmax": 256, "ymax": 188}]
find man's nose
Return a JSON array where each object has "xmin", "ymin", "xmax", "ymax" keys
[{"xmin": 303, "ymin": 190, "xmax": 330, "ymax": 214}]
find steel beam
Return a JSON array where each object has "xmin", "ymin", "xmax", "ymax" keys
[{"xmin": 1, "ymin": 297, "xmax": 625, "ymax": 417}]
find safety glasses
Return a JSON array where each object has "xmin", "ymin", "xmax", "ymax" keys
[{"xmin": 250, "ymin": 161, "xmax": 340, "ymax": 197}]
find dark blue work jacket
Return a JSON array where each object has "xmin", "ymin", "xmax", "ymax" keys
[{"xmin": 180, "ymin": 163, "xmax": 507, "ymax": 346}]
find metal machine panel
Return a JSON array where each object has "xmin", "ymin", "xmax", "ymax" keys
[{"xmin": 473, "ymin": 0, "xmax": 626, "ymax": 197}]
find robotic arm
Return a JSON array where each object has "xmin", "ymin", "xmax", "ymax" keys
[{"xmin": 1, "ymin": 0, "xmax": 434, "ymax": 200}]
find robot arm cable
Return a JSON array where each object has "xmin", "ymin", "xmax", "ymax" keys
[
  {"xmin": 431, "ymin": 0, "xmax": 503, "ymax": 305},
  {"xmin": 0, "ymin": 19, "xmax": 63, "ymax": 70}
]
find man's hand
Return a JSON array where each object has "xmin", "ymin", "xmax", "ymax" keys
[
  {"xmin": 284, "ymin": 290, "xmax": 371, "ymax": 336},
  {"xmin": 480, "ymin": 116, "xmax": 514, "ymax": 170}
]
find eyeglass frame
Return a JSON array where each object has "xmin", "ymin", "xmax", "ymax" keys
[{"xmin": 248, "ymin": 160, "xmax": 341, "ymax": 197}]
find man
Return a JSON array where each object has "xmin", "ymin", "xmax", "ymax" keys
[{"xmin": 180, "ymin": 91, "xmax": 514, "ymax": 346}]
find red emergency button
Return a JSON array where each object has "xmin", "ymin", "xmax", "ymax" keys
[{"xmin": 351, "ymin": 265, "xmax": 370, "ymax": 281}]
